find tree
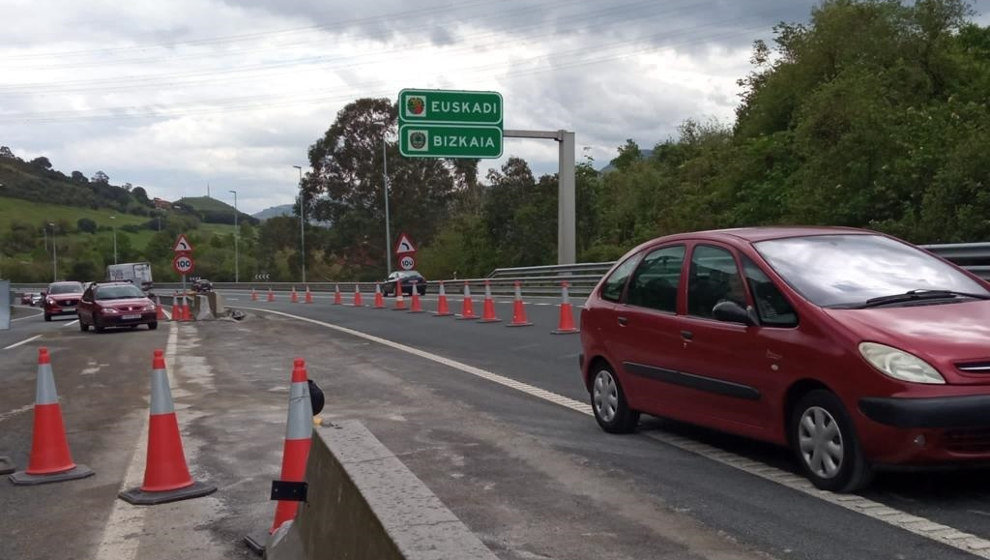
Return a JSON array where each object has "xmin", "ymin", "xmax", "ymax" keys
[
  {"xmin": 71, "ymin": 171, "xmax": 87, "ymax": 183},
  {"xmin": 76, "ymin": 218, "xmax": 97, "ymax": 233},
  {"xmin": 30, "ymin": 156, "xmax": 52, "ymax": 170},
  {"xmin": 91, "ymin": 170, "xmax": 109, "ymax": 184},
  {"xmin": 0, "ymin": 146, "xmax": 14, "ymax": 159},
  {"xmin": 132, "ymin": 186, "xmax": 151, "ymax": 206}
]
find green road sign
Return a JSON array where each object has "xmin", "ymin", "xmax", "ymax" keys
[
  {"xmin": 399, "ymin": 89, "xmax": 502, "ymax": 125},
  {"xmin": 398, "ymin": 89, "xmax": 503, "ymax": 158},
  {"xmin": 399, "ymin": 124, "xmax": 503, "ymax": 158}
]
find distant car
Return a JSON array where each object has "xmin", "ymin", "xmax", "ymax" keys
[
  {"xmin": 382, "ymin": 270, "xmax": 427, "ymax": 296},
  {"xmin": 20, "ymin": 292, "xmax": 35, "ymax": 305},
  {"xmin": 29, "ymin": 293, "xmax": 43, "ymax": 306},
  {"xmin": 77, "ymin": 282, "xmax": 158, "ymax": 332},
  {"xmin": 581, "ymin": 226, "xmax": 990, "ymax": 492},
  {"xmin": 43, "ymin": 281, "xmax": 85, "ymax": 321},
  {"xmin": 192, "ymin": 278, "xmax": 213, "ymax": 293}
]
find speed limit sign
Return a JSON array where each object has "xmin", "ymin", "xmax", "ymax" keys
[
  {"xmin": 172, "ymin": 253, "xmax": 195, "ymax": 275},
  {"xmin": 399, "ymin": 254, "xmax": 416, "ymax": 271}
]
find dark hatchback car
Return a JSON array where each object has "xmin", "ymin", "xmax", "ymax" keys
[
  {"xmin": 581, "ymin": 226, "xmax": 990, "ymax": 492},
  {"xmin": 382, "ymin": 270, "xmax": 427, "ymax": 296},
  {"xmin": 43, "ymin": 281, "xmax": 85, "ymax": 321},
  {"xmin": 78, "ymin": 282, "xmax": 158, "ymax": 332}
]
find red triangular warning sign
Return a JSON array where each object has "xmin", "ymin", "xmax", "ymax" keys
[
  {"xmin": 173, "ymin": 234, "xmax": 194, "ymax": 253},
  {"xmin": 394, "ymin": 233, "xmax": 416, "ymax": 255}
]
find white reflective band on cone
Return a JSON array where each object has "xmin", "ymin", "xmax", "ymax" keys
[
  {"xmin": 35, "ymin": 363, "xmax": 59, "ymax": 405},
  {"xmin": 285, "ymin": 382, "xmax": 313, "ymax": 440},
  {"xmin": 149, "ymin": 369, "xmax": 175, "ymax": 415}
]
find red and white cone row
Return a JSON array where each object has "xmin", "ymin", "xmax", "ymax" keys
[
  {"xmin": 507, "ymin": 281, "xmax": 533, "ymax": 327},
  {"xmin": 118, "ymin": 350, "xmax": 216, "ymax": 504},
  {"xmin": 456, "ymin": 282, "xmax": 478, "ymax": 320},
  {"xmin": 552, "ymin": 282, "xmax": 580, "ymax": 334},
  {"xmin": 433, "ymin": 281, "xmax": 453, "ymax": 317},
  {"xmin": 9, "ymin": 348, "xmax": 94, "ymax": 485},
  {"xmin": 478, "ymin": 280, "xmax": 501, "ymax": 323},
  {"xmin": 373, "ymin": 284, "xmax": 386, "ymax": 309}
]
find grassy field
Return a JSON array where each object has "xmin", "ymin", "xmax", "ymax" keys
[{"xmin": 0, "ymin": 196, "xmax": 148, "ymax": 231}]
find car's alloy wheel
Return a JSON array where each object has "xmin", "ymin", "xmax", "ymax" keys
[
  {"xmin": 591, "ymin": 363, "xmax": 639, "ymax": 434},
  {"xmin": 791, "ymin": 390, "xmax": 872, "ymax": 492}
]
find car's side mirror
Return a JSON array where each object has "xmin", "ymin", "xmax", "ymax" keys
[{"xmin": 712, "ymin": 301, "xmax": 759, "ymax": 326}]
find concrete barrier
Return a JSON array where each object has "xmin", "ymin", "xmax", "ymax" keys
[{"xmin": 265, "ymin": 420, "xmax": 498, "ymax": 560}]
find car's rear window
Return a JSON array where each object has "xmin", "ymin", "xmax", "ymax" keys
[
  {"xmin": 49, "ymin": 282, "xmax": 83, "ymax": 294},
  {"xmin": 94, "ymin": 285, "xmax": 145, "ymax": 300},
  {"xmin": 754, "ymin": 234, "xmax": 989, "ymax": 308}
]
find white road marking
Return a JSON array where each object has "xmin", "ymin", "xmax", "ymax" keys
[
  {"xmin": 63, "ymin": 319, "xmax": 79, "ymax": 328},
  {"xmin": 247, "ymin": 306, "xmax": 990, "ymax": 559},
  {"xmin": 3, "ymin": 334, "xmax": 42, "ymax": 350},
  {"xmin": 11, "ymin": 310, "xmax": 43, "ymax": 321},
  {"xmin": 0, "ymin": 404, "xmax": 34, "ymax": 424},
  {"xmin": 94, "ymin": 323, "xmax": 179, "ymax": 559}
]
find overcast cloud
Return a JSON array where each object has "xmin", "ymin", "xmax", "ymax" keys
[{"xmin": 3, "ymin": 0, "xmax": 989, "ymax": 214}]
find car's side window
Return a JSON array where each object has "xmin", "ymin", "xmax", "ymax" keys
[
  {"xmin": 626, "ymin": 245, "xmax": 685, "ymax": 313},
  {"xmin": 600, "ymin": 253, "xmax": 643, "ymax": 302},
  {"xmin": 742, "ymin": 256, "xmax": 798, "ymax": 327},
  {"xmin": 688, "ymin": 245, "xmax": 747, "ymax": 319}
]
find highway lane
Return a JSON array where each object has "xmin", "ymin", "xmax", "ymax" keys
[
  {"xmin": 229, "ymin": 296, "xmax": 990, "ymax": 560},
  {"xmin": 1, "ymin": 305, "xmax": 79, "ymax": 350}
]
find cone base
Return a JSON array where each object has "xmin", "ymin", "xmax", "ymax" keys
[
  {"xmin": 0, "ymin": 456, "xmax": 16, "ymax": 475},
  {"xmin": 10, "ymin": 463, "xmax": 93, "ymax": 485},
  {"xmin": 391, "ymin": 307, "xmax": 408, "ymax": 311},
  {"xmin": 455, "ymin": 315, "xmax": 479, "ymax": 320},
  {"xmin": 478, "ymin": 318, "xmax": 502, "ymax": 323},
  {"xmin": 432, "ymin": 312, "xmax": 454, "ymax": 317},
  {"xmin": 551, "ymin": 328, "xmax": 580, "ymax": 335},
  {"xmin": 119, "ymin": 479, "xmax": 216, "ymax": 505},
  {"xmin": 507, "ymin": 322, "xmax": 533, "ymax": 327}
]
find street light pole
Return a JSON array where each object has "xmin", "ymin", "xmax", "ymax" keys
[
  {"xmin": 293, "ymin": 165, "xmax": 306, "ymax": 284},
  {"xmin": 49, "ymin": 222, "xmax": 57, "ymax": 281},
  {"xmin": 383, "ymin": 137, "xmax": 392, "ymax": 274},
  {"xmin": 229, "ymin": 190, "xmax": 239, "ymax": 283},
  {"xmin": 110, "ymin": 215, "xmax": 117, "ymax": 264}
]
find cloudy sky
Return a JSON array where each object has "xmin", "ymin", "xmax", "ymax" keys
[{"xmin": 4, "ymin": 0, "xmax": 989, "ymax": 214}]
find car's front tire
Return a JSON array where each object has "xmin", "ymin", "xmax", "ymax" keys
[
  {"xmin": 93, "ymin": 318, "xmax": 105, "ymax": 333},
  {"xmin": 148, "ymin": 322, "xmax": 158, "ymax": 330},
  {"xmin": 79, "ymin": 320, "xmax": 89, "ymax": 332},
  {"xmin": 791, "ymin": 390, "xmax": 872, "ymax": 492},
  {"xmin": 591, "ymin": 362, "xmax": 639, "ymax": 434},
  {"xmin": 44, "ymin": 313, "xmax": 51, "ymax": 322}
]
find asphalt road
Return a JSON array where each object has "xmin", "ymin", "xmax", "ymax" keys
[{"xmin": 0, "ymin": 294, "xmax": 988, "ymax": 560}]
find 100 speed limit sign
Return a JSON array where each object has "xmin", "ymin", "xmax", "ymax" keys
[
  {"xmin": 399, "ymin": 254, "xmax": 416, "ymax": 271},
  {"xmin": 172, "ymin": 254, "xmax": 195, "ymax": 275}
]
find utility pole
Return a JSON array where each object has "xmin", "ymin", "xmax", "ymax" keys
[
  {"xmin": 230, "ymin": 190, "xmax": 239, "ymax": 283},
  {"xmin": 49, "ymin": 222, "xmax": 57, "ymax": 282},
  {"xmin": 383, "ymin": 137, "xmax": 392, "ymax": 274},
  {"xmin": 110, "ymin": 215, "xmax": 117, "ymax": 264},
  {"xmin": 293, "ymin": 165, "xmax": 306, "ymax": 284}
]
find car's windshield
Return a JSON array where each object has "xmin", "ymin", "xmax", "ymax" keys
[
  {"xmin": 754, "ymin": 234, "xmax": 989, "ymax": 308},
  {"xmin": 48, "ymin": 282, "xmax": 84, "ymax": 294},
  {"xmin": 94, "ymin": 285, "xmax": 145, "ymax": 300}
]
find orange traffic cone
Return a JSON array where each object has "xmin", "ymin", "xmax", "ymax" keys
[
  {"xmin": 408, "ymin": 283, "xmax": 424, "ymax": 313},
  {"xmin": 552, "ymin": 282, "xmax": 580, "ymax": 334},
  {"xmin": 10, "ymin": 348, "xmax": 94, "ymax": 485},
  {"xmin": 181, "ymin": 296, "xmax": 192, "ymax": 322},
  {"xmin": 456, "ymin": 282, "xmax": 478, "ymax": 320},
  {"xmin": 290, "ymin": 287, "xmax": 299, "ymax": 304},
  {"xmin": 156, "ymin": 296, "xmax": 167, "ymax": 321},
  {"xmin": 507, "ymin": 281, "xmax": 533, "ymax": 327},
  {"xmin": 304, "ymin": 286, "xmax": 313, "ymax": 304},
  {"xmin": 119, "ymin": 350, "xmax": 215, "ymax": 504},
  {"xmin": 171, "ymin": 293, "xmax": 180, "ymax": 321},
  {"xmin": 393, "ymin": 287, "xmax": 408, "ymax": 311},
  {"xmin": 251, "ymin": 288, "xmax": 258, "ymax": 301},
  {"xmin": 267, "ymin": 288, "xmax": 275, "ymax": 302},
  {"xmin": 478, "ymin": 280, "xmax": 501, "ymax": 323},
  {"xmin": 373, "ymin": 283, "xmax": 386, "ymax": 309},
  {"xmin": 433, "ymin": 281, "xmax": 453, "ymax": 317},
  {"xmin": 269, "ymin": 359, "xmax": 313, "ymax": 533},
  {"xmin": 352, "ymin": 284, "xmax": 363, "ymax": 307},
  {"xmin": 333, "ymin": 284, "xmax": 342, "ymax": 305}
]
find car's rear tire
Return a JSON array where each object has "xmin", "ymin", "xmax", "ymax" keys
[
  {"xmin": 791, "ymin": 390, "xmax": 873, "ymax": 492},
  {"xmin": 44, "ymin": 313, "xmax": 51, "ymax": 322},
  {"xmin": 148, "ymin": 322, "xmax": 158, "ymax": 330},
  {"xmin": 591, "ymin": 362, "xmax": 639, "ymax": 434}
]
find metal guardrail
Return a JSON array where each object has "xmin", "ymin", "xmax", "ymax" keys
[{"xmin": 9, "ymin": 243, "xmax": 990, "ymax": 298}]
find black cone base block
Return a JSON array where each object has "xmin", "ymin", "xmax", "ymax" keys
[
  {"xmin": 119, "ymin": 480, "xmax": 216, "ymax": 505},
  {"xmin": 455, "ymin": 315, "xmax": 478, "ymax": 320},
  {"xmin": 0, "ymin": 456, "xmax": 16, "ymax": 476},
  {"xmin": 243, "ymin": 531, "xmax": 268, "ymax": 556},
  {"xmin": 478, "ymin": 318, "xmax": 502, "ymax": 323},
  {"xmin": 551, "ymin": 329, "xmax": 580, "ymax": 335},
  {"xmin": 9, "ymin": 464, "xmax": 94, "ymax": 486},
  {"xmin": 506, "ymin": 322, "xmax": 533, "ymax": 327}
]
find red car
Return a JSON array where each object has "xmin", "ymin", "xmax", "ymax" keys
[
  {"xmin": 580, "ymin": 227, "xmax": 990, "ymax": 492},
  {"xmin": 43, "ymin": 281, "xmax": 85, "ymax": 321},
  {"xmin": 78, "ymin": 282, "xmax": 158, "ymax": 332}
]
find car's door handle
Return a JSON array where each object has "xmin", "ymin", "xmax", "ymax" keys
[
  {"xmin": 617, "ymin": 316, "xmax": 628, "ymax": 326},
  {"xmin": 680, "ymin": 330, "xmax": 693, "ymax": 340}
]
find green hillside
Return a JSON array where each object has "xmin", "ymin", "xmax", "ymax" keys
[
  {"xmin": 0, "ymin": 196, "xmax": 147, "ymax": 232},
  {"xmin": 177, "ymin": 196, "xmax": 236, "ymax": 213}
]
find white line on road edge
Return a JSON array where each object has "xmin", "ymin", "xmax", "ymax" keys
[
  {"xmin": 94, "ymin": 323, "xmax": 179, "ymax": 559},
  {"xmin": 3, "ymin": 334, "xmax": 42, "ymax": 350},
  {"xmin": 0, "ymin": 404, "xmax": 34, "ymax": 424},
  {"xmin": 11, "ymin": 310, "xmax": 43, "ymax": 322},
  {"xmin": 248, "ymin": 306, "xmax": 990, "ymax": 559},
  {"xmin": 63, "ymin": 320, "xmax": 79, "ymax": 328}
]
